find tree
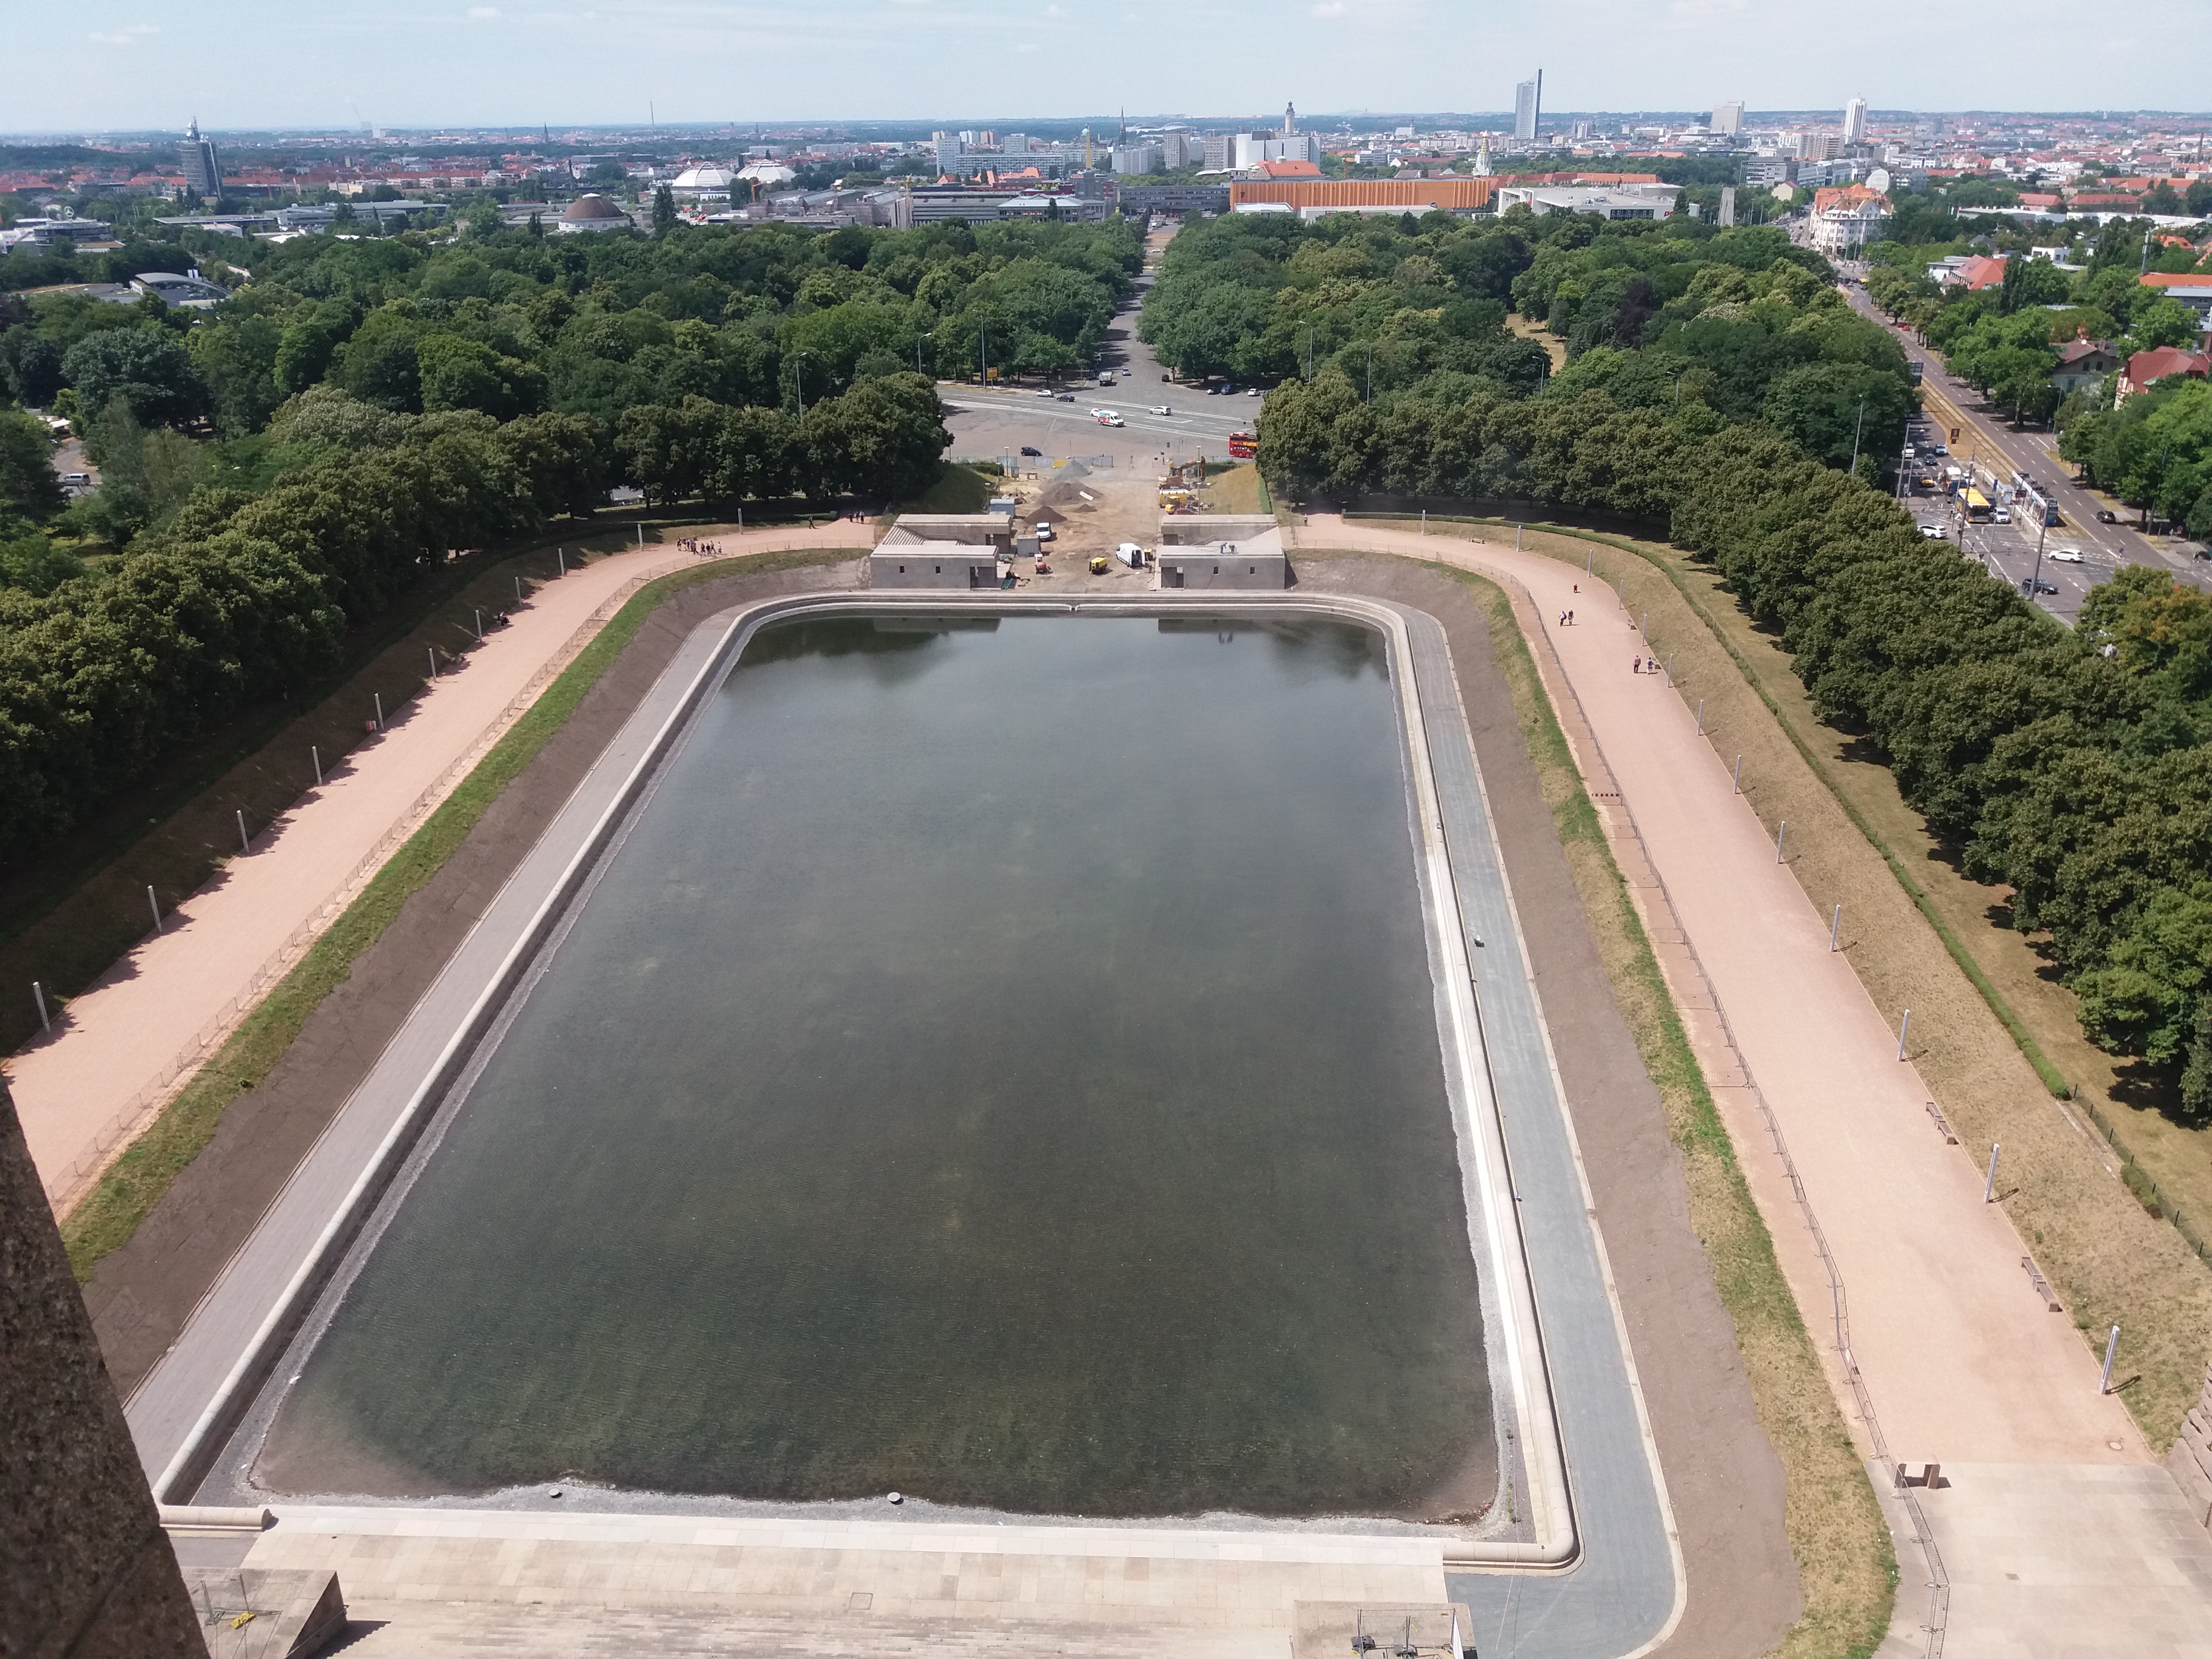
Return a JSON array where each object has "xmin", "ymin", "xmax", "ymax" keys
[
  {"xmin": 0, "ymin": 407, "xmax": 64, "ymax": 520},
  {"xmin": 652, "ymin": 184, "xmax": 678, "ymax": 238},
  {"xmin": 0, "ymin": 510, "xmax": 84, "ymax": 594},
  {"xmin": 0, "ymin": 330, "xmax": 66, "ymax": 407},
  {"xmin": 1759, "ymin": 361, "xmax": 1912, "ymax": 470},
  {"xmin": 2129, "ymin": 298, "xmax": 2207, "ymax": 353},
  {"xmin": 59, "ymin": 326, "xmax": 206, "ymax": 430}
]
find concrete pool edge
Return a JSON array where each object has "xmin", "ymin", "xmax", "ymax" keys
[{"xmin": 125, "ymin": 590, "xmax": 1602, "ymax": 1578}]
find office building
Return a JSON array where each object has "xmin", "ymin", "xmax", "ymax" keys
[
  {"xmin": 1514, "ymin": 73, "xmax": 1543, "ymax": 145},
  {"xmin": 1710, "ymin": 101, "xmax": 1744, "ymax": 138},
  {"xmin": 1843, "ymin": 97, "xmax": 1868, "ymax": 146},
  {"xmin": 1233, "ymin": 133, "xmax": 1322, "ymax": 169},
  {"xmin": 181, "ymin": 118, "xmax": 222, "ymax": 199},
  {"xmin": 1112, "ymin": 144, "xmax": 1164, "ymax": 176}
]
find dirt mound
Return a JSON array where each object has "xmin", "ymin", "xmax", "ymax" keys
[{"xmin": 1038, "ymin": 481, "xmax": 1102, "ymax": 510}]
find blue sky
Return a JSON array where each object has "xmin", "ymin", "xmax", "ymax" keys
[{"xmin": 9, "ymin": 0, "xmax": 2207, "ymax": 134}]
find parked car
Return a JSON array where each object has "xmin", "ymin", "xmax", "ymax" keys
[
  {"xmin": 2095, "ymin": 509, "xmax": 2118, "ymax": 524},
  {"xmin": 1246, "ymin": 387, "xmax": 1260, "ymax": 397},
  {"xmin": 1019, "ymin": 445, "xmax": 1042, "ymax": 457},
  {"xmin": 1920, "ymin": 524, "xmax": 1947, "ymax": 540},
  {"xmin": 2049, "ymin": 548, "xmax": 2085, "ymax": 564},
  {"xmin": 60, "ymin": 472, "xmax": 90, "ymax": 485},
  {"xmin": 1034, "ymin": 522, "xmax": 1054, "ymax": 542}
]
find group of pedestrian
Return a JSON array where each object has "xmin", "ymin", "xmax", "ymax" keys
[
  {"xmin": 1631, "ymin": 656, "xmax": 1661, "ymax": 676},
  {"xmin": 1557, "ymin": 608, "xmax": 1577, "ymax": 626},
  {"xmin": 681, "ymin": 537, "xmax": 726, "ymax": 557}
]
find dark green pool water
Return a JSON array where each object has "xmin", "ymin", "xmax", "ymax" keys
[{"xmin": 264, "ymin": 612, "xmax": 1491, "ymax": 1515}]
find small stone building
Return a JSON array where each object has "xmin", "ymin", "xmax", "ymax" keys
[
  {"xmin": 871, "ymin": 515, "xmax": 1011, "ymax": 589},
  {"xmin": 1155, "ymin": 517, "xmax": 1289, "ymax": 591}
]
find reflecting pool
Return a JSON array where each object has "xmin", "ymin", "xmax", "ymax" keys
[{"xmin": 260, "ymin": 612, "xmax": 1491, "ymax": 1516}]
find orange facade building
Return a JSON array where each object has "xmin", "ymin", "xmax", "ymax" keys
[{"xmin": 1226, "ymin": 177, "xmax": 1496, "ymax": 213}]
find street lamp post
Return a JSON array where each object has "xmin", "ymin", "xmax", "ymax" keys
[
  {"xmin": 1849, "ymin": 393, "xmax": 1866, "ymax": 477},
  {"xmin": 793, "ymin": 350, "xmax": 811, "ymax": 422},
  {"xmin": 915, "ymin": 331, "xmax": 933, "ymax": 376}
]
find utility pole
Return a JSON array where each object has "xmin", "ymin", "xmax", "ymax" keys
[{"xmin": 1849, "ymin": 393, "xmax": 1866, "ymax": 476}]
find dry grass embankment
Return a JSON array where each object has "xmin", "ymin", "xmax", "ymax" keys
[
  {"xmin": 1439, "ymin": 559, "xmax": 1895, "ymax": 1658},
  {"xmin": 59, "ymin": 547, "xmax": 861, "ymax": 1279},
  {"xmin": 1383, "ymin": 515, "xmax": 2212, "ymax": 1445}
]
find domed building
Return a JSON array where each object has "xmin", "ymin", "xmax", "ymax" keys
[
  {"xmin": 554, "ymin": 193, "xmax": 634, "ymax": 234},
  {"xmin": 670, "ymin": 165, "xmax": 736, "ymax": 202}
]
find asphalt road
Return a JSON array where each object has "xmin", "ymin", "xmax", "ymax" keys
[
  {"xmin": 941, "ymin": 258, "xmax": 1272, "ymax": 468},
  {"xmin": 1834, "ymin": 271, "xmax": 2210, "ymax": 619}
]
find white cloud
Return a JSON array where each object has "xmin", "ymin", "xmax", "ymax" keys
[
  {"xmin": 88, "ymin": 24, "xmax": 158, "ymax": 45},
  {"xmin": 467, "ymin": 5, "xmax": 502, "ymax": 17},
  {"xmin": 1015, "ymin": 40, "xmax": 1041, "ymax": 50},
  {"xmin": 1310, "ymin": 0, "xmax": 1347, "ymax": 13}
]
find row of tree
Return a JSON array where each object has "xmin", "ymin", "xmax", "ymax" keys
[
  {"xmin": 1222, "ymin": 206, "xmax": 2212, "ymax": 1115},
  {"xmin": 0, "ymin": 398, "xmax": 603, "ymax": 853},
  {"xmin": 612, "ymin": 373, "xmax": 948, "ymax": 507}
]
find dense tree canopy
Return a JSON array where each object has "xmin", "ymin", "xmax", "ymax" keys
[
  {"xmin": 1177, "ymin": 203, "xmax": 2212, "ymax": 1117},
  {"xmin": 0, "ymin": 212, "xmax": 1123, "ymax": 861}
]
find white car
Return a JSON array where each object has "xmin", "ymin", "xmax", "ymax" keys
[
  {"xmin": 1033, "ymin": 521, "xmax": 1054, "ymax": 542},
  {"xmin": 1246, "ymin": 387, "xmax": 1260, "ymax": 397},
  {"xmin": 1920, "ymin": 525, "xmax": 1947, "ymax": 540},
  {"xmin": 1035, "ymin": 386, "xmax": 1057, "ymax": 397},
  {"xmin": 1150, "ymin": 404, "xmax": 1172, "ymax": 415},
  {"xmin": 1091, "ymin": 409, "xmax": 1124, "ymax": 427},
  {"xmin": 2049, "ymin": 548, "xmax": 2085, "ymax": 564}
]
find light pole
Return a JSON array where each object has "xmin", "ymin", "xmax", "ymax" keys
[
  {"xmin": 793, "ymin": 350, "xmax": 811, "ymax": 422},
  {"xmin": 915, "ymin": 331, "xmax": 933, "ymax": 376},
  {"xmin": 1848, "ymin": 393, "xmax": 1866, "ymax": 477}
]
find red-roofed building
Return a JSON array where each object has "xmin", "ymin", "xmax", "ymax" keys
[
  {"xmin": 1253, "ymin": 159, "xmax": 1322, "ymax": 181},
  {"xmin": 1939, "ymin": 254, "xmax": 2011, "ymax": 291},
  {"xmin": 2051, "ymin": 338, "xmax": 2118, "ymax": 396},
  {"xmin": 2116, "ymin": 346, "xmax": 2209, "ymax": 405}
]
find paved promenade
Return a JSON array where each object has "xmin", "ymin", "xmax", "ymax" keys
[
  {"xmin": 1299, "ymin": 519, "xmax": 2212, "ymax": 1657},
  {"xmin": 11, "ymin": 525, "xmax": 859, "ymax": 1212}
]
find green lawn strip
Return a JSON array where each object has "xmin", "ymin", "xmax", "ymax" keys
[
  {"xmin": 60, "ymin": 547, "xmax": 859, "ymax": 1280},
  {"xmin": 1437, "ymin": 556, "xmax": 1896, "ymax": 1659}
]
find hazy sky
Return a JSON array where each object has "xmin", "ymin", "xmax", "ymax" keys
[{"xmin": 8, "ymin": 0, "xmax": 2206, "ymax": 134}]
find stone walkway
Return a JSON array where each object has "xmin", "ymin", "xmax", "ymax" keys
[{"xmin": 10, "ymin": 525, "xmax": 859, "ymax": 1212}]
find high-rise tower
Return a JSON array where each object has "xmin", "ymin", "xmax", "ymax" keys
[
  {"xmin": 1513, "ymin": 72, "xmax": 1542, "ymax": 145},
  {"xmin": 1284, "ymin": 101, "xmax": 1296, "ymax": 136},
  {"xmin": 1843, "ymin": 96, "xmax": 1868, "ymax": 146},
  {"xmin": 181, "ymin": 117, "xmax": 221, "ymax": 199}
]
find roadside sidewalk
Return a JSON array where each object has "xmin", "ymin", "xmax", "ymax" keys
[{"xmin": 10, "ymin": 525, "xmax": 861, "ymax": 1212}]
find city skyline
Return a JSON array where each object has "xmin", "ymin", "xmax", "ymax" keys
[{"xmin": 9, "ymin": 0, "xmax": 2207, "ymax": 133}]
